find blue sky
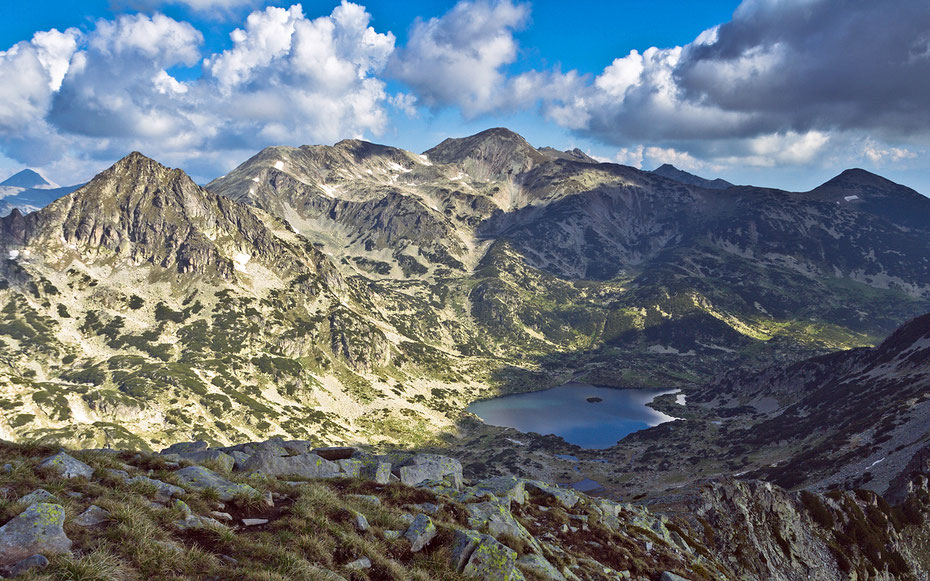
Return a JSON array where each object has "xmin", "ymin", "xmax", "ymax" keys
[{"xmin": 0, "ymin": 0, "xmax": 928, "ymax": 194}]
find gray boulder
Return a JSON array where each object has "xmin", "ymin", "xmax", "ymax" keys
[
  {"xmin": 660, "ymin": 574, "xmax": 691, "ymax": 581},
  {"xmin": 175, "ymin": 466, "xmax": 259, "ymax": 501},
  {"xmin": 19, "ymin": 489, "xmax": 56, "ymax": 506},
  {"xmin": 0, "ymin": 503, "xmax": 72, "ymax": 566},
  {"xmin": 177, "ymin": 450, "xmax": 235, "ymax": 473},
  {"xmin": 516, "ymin": 554, "xmax": 566, "ymax": 581},
  {"xmin": 73, "ymin": 505, "xmax": 111, "ymax": 527},
  {"xmin": 237, "ymin": 451, "xmax": 341, "ymax": 479},
  {"xmin": 451, "ymin": 529, "xmax": 484, "ymax": 571},
  {"xmin": 404, "ymin": 514, "xmax": 437, "ymax": 552},
  {"xmin": 466, "ymin": 501, "xmax": 532, "ymax": 540},
  {"xmin": 395, "ymin": 454, "xmax": 463, "ymax": 489},
  {"xmin": 345, "ymin": 557, "xmax": 371, "ymax": 571},
  {"xmin": 229, "ymin": 451, "xmax": 251, "ymax": 470},
  {"xmin": 127, "ymin": 475, "xmax": 185, "ymax": 503},
  {"xmin": 37, "ymin": 452, "xmax": 93, "ymax": 479},
  {"xmin": 475, "ymin": 477, "xmax": 526, "ymax": 506},
  {"xmin": 356, "ymin": 458, "xmax": 392, "ymax": 484},
  {"xmin": 4, "ymin": 554, "xmax": 50, "ymax": 577},
  {"xmin": 351, "ymin": 510, "xmax": 369, "ymax": 532}
]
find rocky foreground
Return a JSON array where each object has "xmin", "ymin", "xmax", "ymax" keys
[{"xmin": 1, "ymin": 438, "xmax": 929, "ymax": 580}]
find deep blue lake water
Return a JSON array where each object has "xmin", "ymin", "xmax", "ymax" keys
[{"xmin": 467, "ymin": 382, "xmax": 677, "ymax": 449}]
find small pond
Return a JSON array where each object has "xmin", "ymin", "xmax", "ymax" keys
[{"xmin": 467, "ymin": 382, "xmax": 677, "ymax": 449}]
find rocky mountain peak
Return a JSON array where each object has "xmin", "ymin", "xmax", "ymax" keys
[
  {"xmin": 816, "ymin": 167, "xmax": 908, "ymax": 192},
  {"xmin": 0, "ymin": 152, "xmax": 313, "ymax": 279},
  {"xmin": 424, "ymin": 127, "xmax": 548, "ymax": 180}
]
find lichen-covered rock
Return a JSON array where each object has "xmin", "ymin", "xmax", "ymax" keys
[
  {"xmin": 454, "ymin": 531, "xmax": 525, "ymax": 580},
  {"xmin": 404, "ymin": 513, "xmax": 437, "ymax": 552},
  {"xmin": 337, "ymin": 459, "xmax": 362, "ymax": 478},
  {"xmin": 37, "ymin": 452, "xmax": 93, "ymax": 479},
  {"xmin": 395, "ymin": 454, "xmax": 463, "ymax": 488},
  {"xmin": 466, "ymin": 500, "xmax": 538, "ymax": 552},
  {"xmin": 516, "ymin": 554, "xmax": 566, "ymax": 581},
  {"xmin": 0, "ymin": 503, "xmax": 72, "ymax": 566},
  {"xmin": 351, "ymin": 510, "xmax": 369, "ymax": 532},
  {"xmin": 175, "ymin": 465, "xmax": 259, "ymax": 501},
  {"xmin": 73, "ymin": 505, "xmax": 111, "ymax": 527},
  {"xmin": 236, "ymin": 451, "xmax": 341, "ymax": 479}
]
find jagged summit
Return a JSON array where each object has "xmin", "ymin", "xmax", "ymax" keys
[
  {"xmin": 0, "ymin": 152, "xmax": 322, "ymax": 279},
  {"xmin": 650, "ymin": 163, "xmax": 733, "ymax": 190},
  {"xmin": 0, "ymin": 168, "xmax": 56, "ymax": 189}
]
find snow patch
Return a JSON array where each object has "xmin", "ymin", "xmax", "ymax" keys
[
  {"xmin": 233, "ymin": 252, "xmax": 251, "ymax": 272},
  {"xmin": 675, "ymin": 392, "xmax": 687, "ymax": 406},
  {"xmin": 7, "ymin": 250, "xmax": 19, "ymax": 259},
  {"xmin": 844, "ymin": 195, "xmax": 859, "ymax": 202},
  {"xmin": 418, "ymin": 154, "xmax": 432, "ymax": 166},
  {"xmin": 387, "ymin": 161, "xmax": 411, "ymax": 173},
  {"xmin": 318, "ymin": 184, "xmax": 339, "ymax": 198},
  {"xmin": 251, "ymin": 176, "xmax": 260, "ymax": 183},
  {"xmin": 274, "ymin": 161, "xmax": 285, "ymax": 170},
  {"xmin": 866, "ymin": 457, "xmax": 885, "ymax": 470}
]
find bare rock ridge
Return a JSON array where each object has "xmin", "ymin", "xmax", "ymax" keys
[
  {"xmin": 0, "ymin": 151, "xmax": 328, "ymax": 279},
  {"xmin": 650, "ymin": 163, "xmax": 733, "ymax": 190}
]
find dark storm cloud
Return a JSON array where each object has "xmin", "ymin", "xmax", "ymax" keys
[{"xmin": 675, "ymin": 0, "xmax": 930, "ymax": 138}]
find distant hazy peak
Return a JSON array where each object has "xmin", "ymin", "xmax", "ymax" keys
[
  {"xmin": 651, "ymin": 164, "xmax": 733, "ymax": 190},
  {"xmin": 1, "ymin": 168, "xmax": 57, "ymax": 189}
]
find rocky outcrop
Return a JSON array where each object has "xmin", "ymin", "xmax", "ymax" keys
[
  {"xmin": 37, "ymin": 452, "xmax": 93, "ymax": 479},
  {"xmin": 175, "ymin": 466, "xmax": 260, "ymax": 502}
]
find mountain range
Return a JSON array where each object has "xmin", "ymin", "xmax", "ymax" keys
[
  {"xmin": 0, "ymin": 128, "xmax": 928, "ymax": 467},
  {"xmin": 0, "ymin": 169, "xmax": 82, "ymax": 218}
]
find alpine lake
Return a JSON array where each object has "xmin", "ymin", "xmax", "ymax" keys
[{"xmin": 467, "ymin": 382, "xmax": 678, "ymax": 449}]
